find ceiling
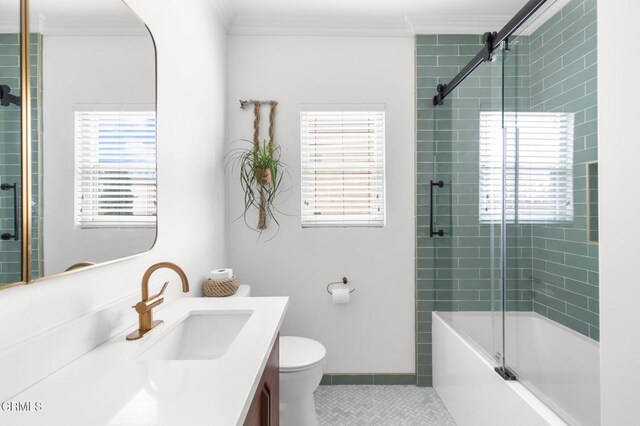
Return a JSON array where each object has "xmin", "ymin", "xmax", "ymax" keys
[
  {"xmin": 0, "ymin": 0, "xmax": 146, "ymax": 35},
  {"xmin": 1, "ymin": 0, "xmax": 132, "ymax": 17},
  {"xmin": 1, "ymin": 0, "xmax": 567, "ymax": 37},
  {"xmin": 230, "ymin": 0, "xmax": 528, "ymax": 19}
]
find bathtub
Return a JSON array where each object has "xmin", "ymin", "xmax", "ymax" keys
[{"xmin": 433, "ymin": 311, "xmax": 600, "ymax": 426}]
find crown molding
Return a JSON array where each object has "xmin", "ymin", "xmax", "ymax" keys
[
  {"xmin": 0, "ymin": 12, "xmax": 45, "ymax": 34},
  {"xmin": 407, "ymin": 15, "xmax": 512, "ymax": 35},
  {"xmin": 229, "ymin": 15, "xmax": 413, "ymax": 37},
  {"xmin": 227, "ymin": 14, "xmax": 529, "ymax": 37},
  {"xmin": 44, "ymin": 16, "xmax": 148, "ymax": 36},
  {"xmin": 515, "ymin": 0, "xmax": 571, "ymax": 36}
]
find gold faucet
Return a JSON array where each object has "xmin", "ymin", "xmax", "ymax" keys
[{"xmin": 126, "ymin": 262, "xmax": 190, "ymax": 341}]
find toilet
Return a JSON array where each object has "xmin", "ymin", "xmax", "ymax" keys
[{"xmin": 231, "ymin": 285, "xmax": 326, "ymax": 426}]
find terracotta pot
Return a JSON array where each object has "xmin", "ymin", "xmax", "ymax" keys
[{"xmin": 257, "ymin": 168, "xmax": 272, "ymax": 185}]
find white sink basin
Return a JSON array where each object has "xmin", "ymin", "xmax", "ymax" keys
[{"xmin": 137, "ymin": 310, "xmax": 252, "ymax": 361}]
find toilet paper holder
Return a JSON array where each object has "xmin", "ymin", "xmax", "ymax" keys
[{"xmin": 326, "ymin": 277, "xmax": 356, "ymax": 294}]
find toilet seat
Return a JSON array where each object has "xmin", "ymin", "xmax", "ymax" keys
[{"xmin": 280, "ymin": 336, "xmax": 326, "ymax": 373}]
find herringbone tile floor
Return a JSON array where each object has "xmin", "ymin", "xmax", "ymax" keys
[{"xmin": 314, "ymin": 385, "xmax": 457, "ymax": 426}]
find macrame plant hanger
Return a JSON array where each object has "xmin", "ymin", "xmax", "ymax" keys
[{"xmin": 240, "ymin": 99, "xmax": 278, "ymax": 230}]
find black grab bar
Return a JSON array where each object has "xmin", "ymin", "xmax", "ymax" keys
[
  {"xmin": 430, "ymin": 180, "xmax": 445, "ymax": 237},
  {"xmin": 1, "ymin": 183, "xmax": 18, "ymax": 241}
]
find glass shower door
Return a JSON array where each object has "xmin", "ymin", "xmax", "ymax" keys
[
  {"xmin": 430, "ymin": 39, "xmax": 507, "ymax": 366},
  {"xmin": 501, "ymin": 0, "xmax": 601, "ymax": 423},
  {"xmin": 0, "ymin": 2, "xmax": 23, "ymax": 286}
]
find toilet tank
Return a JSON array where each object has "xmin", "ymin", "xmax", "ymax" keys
[{"xmin": 231, "ymin": 285, "xmax": 251, "ymax": 297}]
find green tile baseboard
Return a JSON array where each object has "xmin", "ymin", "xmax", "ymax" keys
[{"xmin": 320, "ymin": 374, "xmax": 417, "ymax": 386}]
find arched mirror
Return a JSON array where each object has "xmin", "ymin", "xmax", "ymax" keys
[{"xmin": 0, "ymin": 0, "xmax": 157, "ymax": 288}]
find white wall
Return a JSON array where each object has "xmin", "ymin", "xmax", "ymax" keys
[
  {"xmin": 598, "ymin": 1, "xmax": 640, "ymax": 424},
  {"xmin": 42, "ymin": 35, "xmax": 156, "ymax": 276},
  {"xmin": 0, "ymin": 0, "xmax": 228, "ymax": 387},
  {"xmin": 227, "ymin": 35, "xmax": 415, "ymax": 374}
]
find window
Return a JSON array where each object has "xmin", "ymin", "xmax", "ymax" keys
[
  {"xmin": 479, "ymin": 111, "xmax": 574, "ymax": 223},
  {"xmin": 301, "ymin": 110, "xmax": 385, "ymax": 227},
  {"xmin": 74, "ymin": 110, "xmax": 157, "ymax": 228}
]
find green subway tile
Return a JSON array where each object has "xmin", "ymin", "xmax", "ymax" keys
[
  {"xmin": 438, "ymin": 55, "xmax": 474, "ymax": 66},
  {"xmin": 320, "ymin": 375, "xmax": 332, "ymax": 385},
  {"xmin": 564, "ymin": 280, "xmax": 597, "ymax": 301},
  {"xmin": 438, "ymin": 34, "xmax": 481, "ymax": 44},
  {"xmin": 437, "ymin": 290, "xmax": 479, "ymax": 301},
  {"xmin": 457, "ymin": 301, "xmax": 492, "ymax": 311},
  {"xmin": 534, "ymin": 291, "xmax": 566, "ymax": 313},
  {"xmin": 417, "ymin": 55, "xmax": 438, "ymax": 66},
  {"xmin": 416, "ymin": 343, "xmax": 431, "ymax": 355},
  {"xmin": 416, "ymin": 376, "xmax": 433, "ymax": 387},
  {"xmin": 547, "ymin": 308, "xmax": 590, "ymax": 337},
  {"xmin": 562, "ymin": 36, "xmax": 597, "ymax": 69},
  {"xmin": 434, "ymin": 300, "xmax": 456, "ymax": 311},
  {"xmin": 417, "ymin": 311, "xmax": 432, "ymax": 323},
  {"xmin": 556, "ymin": 287, "xmax": 589, "ymax": 309},
  {"xmin": 547, "ymin": 262, "xmax": 588, "ymax": 282},
  {"xmin": 417, "ymin": 300, "xmax": 436, "ymax": 312},
  {"xmin": 564, "ymin": 228, "xmax": 587, "ymax": 243},
  {"xmin": 546, "ymin": 239, "xmax": 589, "ymax": 256},
  {"xmin": 543, "ymin": 57, "xmax": 586, "ymax": 89},
  {"xmin": 585, "ymin": 76, "xmax": 597, "ymax": 94},
  {"xmin": 565, "ymin": 91, "xmax": 597, "ymax": 114},
  {"xmin": 566, "ymin": 304, "xmax": 599, "ymax": 327},
  {"xmin": 432, "ymin": 280, "xmax": 455, "ymax": 291},
  {"xmin": 417, "ymin": 288, "xmax": 436, "ymax": 300},
  {"xmin": 506, "ymin": 300, "xmax": 534, "ymax": 311},
  {"xmin": 417, "ymin": 354, "xmax": 432, "ymax": 366},
  {"xmin": 458, "ymin": 45, "xmax": 481, "ymax": 55},
  {"xmin": 416, "ymin": 332, "xmax": 432, "ymax": 345},
  {"xmin": 533, "ymin": 302, "xmax": 549, "ymax": 316},
  {"xmin": 416, "ymin": 34, "xmax": 437, "ymax": 44}
]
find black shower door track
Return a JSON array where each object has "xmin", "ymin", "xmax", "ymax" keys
[{"xmin": 432, "ymin": 0, "xmax": 548, "ymax": 106}]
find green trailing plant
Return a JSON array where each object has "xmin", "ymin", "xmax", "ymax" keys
[{"xmin": 226, "ymin": 139, "xmax": 291, "ymax": 233}]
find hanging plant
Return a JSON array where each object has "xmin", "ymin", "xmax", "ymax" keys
[
  {"xmin": 227, "ymin": 100, "xmax": 291, "ymax": 233},
  {"xmin": 227, "ymin": 138, "xmax": 289, "ymax": 231}
]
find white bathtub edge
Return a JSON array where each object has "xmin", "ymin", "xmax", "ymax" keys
[{"xmin": 432, "ymin": 312, "xmax": 567, "ymax": 426}]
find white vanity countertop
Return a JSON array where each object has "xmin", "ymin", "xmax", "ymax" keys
[{"xmin": 1, "ymin": 297, "xmax": 289, "ymax": 426}]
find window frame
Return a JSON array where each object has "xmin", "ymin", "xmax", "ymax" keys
[
  {"xmin": 478, "ymin": 111, "xmax": 575, "ymax": 225},
  {"xmin": 300, "ymin": 107, "xmax": 386, "ymax": 228},
  {"xmin": 73, "ymin": 105, "xmax": 157, "ymax": 229}
]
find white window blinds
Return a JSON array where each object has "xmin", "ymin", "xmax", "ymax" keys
[
  {"xmin": 479, "ymin": 111, "xmax": 574, "ymax": 223},
  {"xmin": 74, "ymin": 110, "xmax": 157, "ymax": 228},
  {"xmin": 301, "ymin": 111, "xmax": 385, "ymax": 227}
]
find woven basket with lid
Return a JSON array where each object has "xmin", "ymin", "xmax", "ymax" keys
[{"xmin": 203, "ymin": 276, "xmax": 239, "ymax": 297}]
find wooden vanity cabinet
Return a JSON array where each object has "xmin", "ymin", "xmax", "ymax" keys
[{"xmin": 244, "ymin": 335, "xmax": 279, "ymax": 426}]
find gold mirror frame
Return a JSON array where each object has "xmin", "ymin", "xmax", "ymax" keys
[{"xmin": 1, "ymin": 0, "xmax": 157, "ymax": 290}]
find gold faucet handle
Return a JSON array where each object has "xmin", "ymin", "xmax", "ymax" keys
[
  {"xmin": 132, "ymin": 282, "xmax": 170, "ymax": 313},
  {"xmin": 158, "ymin": 281, "xmax": 169, "ymax": 296}
]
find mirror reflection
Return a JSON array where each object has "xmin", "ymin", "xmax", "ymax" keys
[
  {"xmin": 30, "ymin": 0, "xmax": 157, "ymax": 279},
  {"xmin": 0, "ymin": 1, "xmax": 23, "ymax": 286}
]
